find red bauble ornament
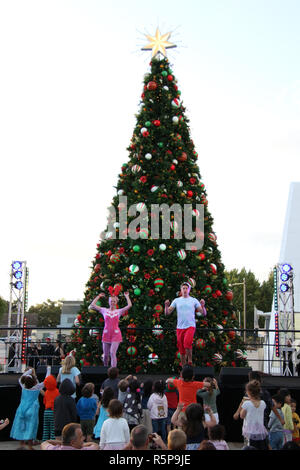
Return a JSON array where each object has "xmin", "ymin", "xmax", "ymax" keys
[
  {"xmin": 178, "ymin": 152, "xmax": 187, "ymax": 162},
  {"xmin": 225, "ymin": 290, "xmax": 234, "ymax": 301},
  {"xmin": 228, "ymin": 330, "xmax": 236, "ymax": 339},
  {"xmin": 187, "ymin": 190, "xmax": 193, "ymax": 198},
  {"xmin": 215, "ymin": 290, "xmax": 222, "ymax": 297},
  {"xmin": 167, "ymin": 74, "xmax": 173, "ymax": 81},
  {"xmin": 170, "ymin": 164, "xmax": 176, "ymax": 170},
  {"xmin": 153, "ymin": 120, "xmax": 161, "ymax": 126},
  {"xmin": 147, "ymin": 81, "xmax": 157, "ymax": 91}
]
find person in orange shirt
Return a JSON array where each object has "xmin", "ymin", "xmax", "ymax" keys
[
  {"xmin": 40, "ymin": 374, "xmax": 60, "ymax": 440},
  {"xmin": 166, "ymin": 365, "xmax": 204, "ymax": 412}
]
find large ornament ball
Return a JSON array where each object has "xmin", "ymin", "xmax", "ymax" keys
[
  {"xmin": 154, "ymin": 278, "xmax": 164, "ymax": 289},
  {"xmin": 177, "ymin": 249, "xmax": 187, "ymax": 260},
  {"xmin": 139, "ymin": 228, "xmax": 149, "ymax": 239},
  {"xmin": 127, "ymin": 346, "xmax": 137, "ymax": 357},
  {"xmin": 152, "ymin": 325, "xmax": 163, "ymax": 336},
  {"xmin": 171, "ymin": 98, "xmax": 180, "ymax": 108},
  {"xmin": 110, "ymin": 253, "xmax": 120, "ymax": 264},
  {"xmin": 154, "ymin": 304, "xmax": 163, "ymax": 314},
  {"xmin": 134, "ymin": 288, "xmax": 141, "ymax": 296},
  {"xmin": 145, "ymin": 153, "xmax": 152, "ymax": 160},
  {"xmin": 129, "ymin": 264, "xmax": 139, "ymax": 274},
  {"xmin": 213, "ymin": 353, "xmax": 223, "ymax": 364},
  {"xmin": 196, "ymin": 338, "xmax": 206, "ymax": 349},
  {"xmin": 74, "ymin": 318, "xmax": 80, "ymax": 327},
  {"xmin": 148, "ymin": 353, "xmax": 159, "ymax": 364},
  {"xmin": 225, "ymin": 290, "xmax": 234, "ymax": 301},
  {"xmin": 147, "ymin": 81, "xmax": 157, "ymax": 91},
  {"xmin": 132, "ymin": 164, "xmax": 142, "ymax": 173},
  {"xmin": 159, "ymin": 243, "xmax": 167, "ymax": 251},
  {"xmin": 89, "ymin": 329, "xmax": 99, "ymax": 337},
  {"xmin": 133, "ymin": 245, "xmax": 141, "ymax": 252},
  {"xmin": 136, "ymin": 202, "xmax": 146, "ymax": 212},
  {"xmin": 172, "ymin": 116, "xmax": 179, "ymax": 124},
  {"xmin": 204, "ymin": 285, "xmax": 212, "ymax": 294}
]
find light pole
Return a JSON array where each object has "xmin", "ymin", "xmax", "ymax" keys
[{"xmin": 229, "ymin": 279, "xmax": 246, "ymax": 343}]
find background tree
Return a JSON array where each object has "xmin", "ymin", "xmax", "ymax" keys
[
  {"xmin": 0, "ymin": 297, "xmax": 9, "ymax": 326},
  {"xmin": 225, "ymin": 268, "xmax": 274, "ymax": 332},
  {"xmin": 28, "ymin": 299, "xmax": 62, "ymax": 327},
  {"xmin": 70, "ymin": 55, "xmax": 248, "ymax": 374}
]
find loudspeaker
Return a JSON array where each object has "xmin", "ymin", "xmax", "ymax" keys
[
  {"xmin": 218, "ymin": 367, "xmax": 252, "ymax": 386},
  {"xmin": 36, "ymin": 365, "xmax": 60, "ymax": 380},
  {"xmin": 81, "ymin": 366, "xmax": 108, "ymax": 384},
  {"xmin": 193, "ymin": 367, "xmax": 215, "ymax": 381}
]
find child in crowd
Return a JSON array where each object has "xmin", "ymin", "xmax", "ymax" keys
[
  {"xmin": 123, "ymin": 378, "xmax": 143, "ymax": 431},
  {"xmin": 291, "ymin": 399, "xmax": 300, "ymax": 445},
  {"xmin": 278, "ymin": 388, "xmax": 294, "ymax": 444},
  {"xmin": 57, "ymin": 355, "xmax": 81, "ymax": 399},
  {"xmin": 76, "ymin": 382, "xmax": 98, "ymax": 442},
  {"xmin": 239, "ymin": 380, "xmax": 268, "ymax": 450},
  {"xmin": 140, "ymin": 379, "xmax": 153, "ymax": 434},
  {"xmin": 171, "ymin": 402, "xmax": 216, "ymax": 450},
  {"xmin": 197, "ymin": 377, "xmax": 220, "ymax": 423},
  {"xmin": 167, "ymin": 428, "xmax": 187, "ymax": 450},
  {"xmin": 147, "ymin": 380, "xmax": 168, "ymax": 442},
  {"xmin": 100, "ymin": 399, "xmax": 130, "ymax": 450},
  {"xmin": 0, "ymin": 418, "xmax": 9, "ymax": 431},
  {"xmin": 166, "ymin": 365, "xmax": 204, "ymax": 413},
  {"xmin": 54, "ymin": 378, "xmax": 78, "ymax": 437},
  {"xmin": 207, "ymin": 424, "xmax": 229, "ymax": 450},
  {"xmin": 118, "ymin": 379, "xmax": 129, "ymax": 404},
  {"xmin": 93, "ymin": 386, "xmax": 114, "ymax": 439},
  {"xmin": 101, "ymin": 367, "xmax": 120, "ymax": 398},
  {"xmin": 10, "ymin": 366, "xmax": 51, "ymax": 450},
  {"xmin": 40, "ymin": 373, "xmax": 60, "ymax": 440},
  {"xmin": 165, "ymin": 379, "xmax": 179, "ymax": 434},
  {"xmin": 268, "ymin": 393, "xmax": 285, "ymax": 450},
  {"xmin": 117, "ymin": 374, "xmax": 135, "ymax": 403}
]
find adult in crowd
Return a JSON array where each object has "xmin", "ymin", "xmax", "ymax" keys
[{"xmin": 40, "ymin": 423, "xmax": 99, "ymax": 450}]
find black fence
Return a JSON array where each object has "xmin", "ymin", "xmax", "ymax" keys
[{"xmin": 1, "ymin": 325, "xmax": 299, "ymax": 376}]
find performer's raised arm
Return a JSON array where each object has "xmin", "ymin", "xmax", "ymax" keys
[
  {"xmin": 165, "ymin": 299, "xmax": 175, "ymax": 316},
  {"xmin": 89, "ymin": 293, "xmax": 105, "ymax": 312}
]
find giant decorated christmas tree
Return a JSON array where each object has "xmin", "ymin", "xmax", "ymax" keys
[{"xmin": 71, "ymin": 29, "xmax": 248, "ymax": 374}]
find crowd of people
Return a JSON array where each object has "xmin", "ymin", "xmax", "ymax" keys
[{"xmin": 2, "ymin": 360, "xmax": 300, "ymax": 451}]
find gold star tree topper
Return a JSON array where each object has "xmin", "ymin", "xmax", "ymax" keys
[{"xmin": 141, "ymin": 28, "xmax": 177, "ymax": 57}]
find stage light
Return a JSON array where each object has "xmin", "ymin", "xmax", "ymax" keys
[
  {"xmin": 280, "ymin": 273, "xmax": 289, "ymax": 282},
  {"xmin": 282, "ymin": 264, "xmax": 292, "ymax": 273},
  {"xmin": 12, "ymin": 261, "xmax": 22, "ymax": 271},
  {"xmin": 15, "ymin": 281, "xmax": 23, "ymax": 290},
  {"xmin": 280, "ymin": 283, "xmax": 289, "ymax": 293},
  {"xmin": 13, "ymin": 271, "xmax": 23, "ymax": 280}
]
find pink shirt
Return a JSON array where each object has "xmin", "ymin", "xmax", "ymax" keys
[{"xmin": 90, "ymin": 305, "xmax": 129, "ymax": 343}]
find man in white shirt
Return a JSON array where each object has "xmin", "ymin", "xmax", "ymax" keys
[{"xmin": 165, "ymin": 282, "xmax": 206, "ymax": 367}]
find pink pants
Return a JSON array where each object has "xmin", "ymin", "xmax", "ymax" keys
[{"xmin": 102, "ymin": 342, "xmax": 120, "ymax": 367}]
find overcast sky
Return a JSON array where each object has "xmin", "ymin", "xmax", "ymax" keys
[{"xmin": 0, "ymin": 0, "xmax": 299, "ymax": 307}]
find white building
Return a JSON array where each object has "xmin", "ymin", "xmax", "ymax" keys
[{"xmin": 264, "ymin": 182, "xmax": 300, "ymax": 374}]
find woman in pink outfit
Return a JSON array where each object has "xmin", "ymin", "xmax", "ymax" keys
[{"xmin": 89, "ymin": 287, "xmax": 132, "ymax": 368}]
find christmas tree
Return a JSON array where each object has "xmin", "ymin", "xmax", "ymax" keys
[{"xmin": 71, "ymin": 30, "xmax": 248, "ymax": 374}]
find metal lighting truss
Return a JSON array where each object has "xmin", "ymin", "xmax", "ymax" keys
[
  {"xmin": 6, "ymin": 261, "xmax": 28, "ymax": 372},
  {"xmin": 275, "ymin": 263, "xmax": 295, "ymax": 376}
]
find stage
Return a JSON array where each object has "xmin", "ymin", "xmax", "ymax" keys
[{"xmin": 1, "ymin": 367, "xmax": 300, "ymax": 443}]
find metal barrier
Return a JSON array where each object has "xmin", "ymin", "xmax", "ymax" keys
[{"xmin": 1, "ymin": 326, "xmax": 300, "ymax": 375}]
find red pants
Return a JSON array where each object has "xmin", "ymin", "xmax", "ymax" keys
[{"xmin": 177, "ymin": 327, "xmax": 196, "ymax": 354}]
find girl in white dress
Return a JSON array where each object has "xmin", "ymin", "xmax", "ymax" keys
[{"xmin": 240, "ymin": 380, "xmax": 268, "ymax": 450}]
